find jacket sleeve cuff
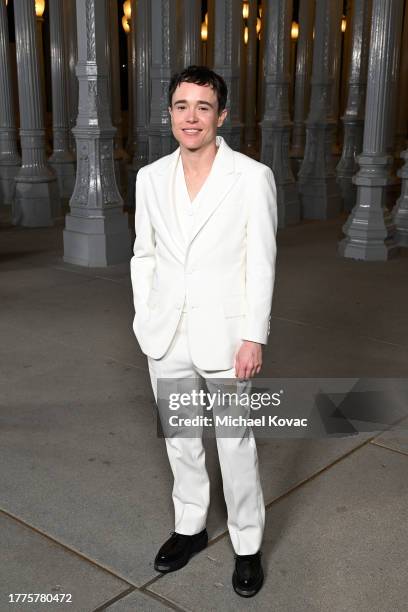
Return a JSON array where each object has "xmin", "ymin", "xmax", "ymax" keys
[{"xmin": 241, "ymin": 318, "xmax": 270, "ymax": 345}]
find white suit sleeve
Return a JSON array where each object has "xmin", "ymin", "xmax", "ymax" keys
[
  {"xmin": 243, "ymin": 166, "xmax": 278, "ymax": 344},
  {"xmin": 130, "ymin": 168, "xmax": 156, "ymax": 316}
]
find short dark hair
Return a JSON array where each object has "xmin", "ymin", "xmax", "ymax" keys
[{"xmin": 168, "ymin": 65, "xmax": 228, "ymax": 114}]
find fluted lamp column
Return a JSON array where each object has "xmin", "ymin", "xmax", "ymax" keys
[
  {"xmin": 48, "ymin": 0, "xmax": 76, "ymax": 200},
  {"xmin": 125, "ymin": 16, "xmax": 133, "ymax": 159},
  {"xmin": 127, "ymin": 0, "xmax": 151, "ymax": 208},
  {"xmin": 63, "ymin": 0, "xmax": 131, "ymax": 266},
  {"xmin": 177, "ymin": 0, "xmax": 201, "ymax": 69},
  {"xmin": 393, "ymin": 0, "xmax": 408, "ymax": 246},
  {"xmin": 148, "ymin": 0, "xmax": 178, "ymax": 160},
  {"xmin": 291, "ymin": 0, "xmax": 314, "ymax": 174},
  {"xmin": 63, "ymin": 0, "xmax": 78, "ymax": 153},
  {"xmin": 244, "ymin": 0, "xmax": 258, "ymax": 155},
  {"xmin": 35, "ymin": 0, "xmax": 47, "ymax": 131},
  {"xmin": 336, "ymin": 0, "xmax": 372, "ymax": 211},
  {"xmin": 0, "ymin": 0, "xmax": 21, "ymax": 208},
  {"xmin": 260, "ymin": 0, "xmax": 300, "ymax": 227},
  {"xmin": 13, "ymin": 0, "xmax": 60, "ymax": 227},
  {"xmin": 212, "ymin": 0, "xmax": 242, "ymax": 149},
  {"xmin": 298, "ymin": 0, "xmax": 343, "ymax": 219},
  {"xmin": 330, "ymin": 3, "xmax": 343, "ymax": 156},
  {"xmin": 339, "ymin": 0, "xmax": 405, "ymax": 261},
  {"xmin": 108, "ymin": 0, "xmax": 128, "ymax": 191},
  {"xmin": 206, "ymin": 0, "xmax": 215, "ymax": 69}
]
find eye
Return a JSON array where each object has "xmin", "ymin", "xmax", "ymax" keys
[
  {"xmin": 198, "ymin": 106, "xmax": 209, "ymax": 111},
  {"xmin": 175, "ymin": 105, "xmax": 186, "ymax": 110}
]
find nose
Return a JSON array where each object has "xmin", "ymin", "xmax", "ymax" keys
[{"xmin": 186, "ymin": 106, "xmax": 198, "ymax": 122}]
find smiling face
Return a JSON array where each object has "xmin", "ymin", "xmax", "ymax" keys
[{"xmin": 168, "ymin": 81, "xmax": 228, "ymax": 152}]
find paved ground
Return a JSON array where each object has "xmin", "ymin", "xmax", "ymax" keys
[{"xmin": 1, "ymin": 213, "xmax": 407, "ymax": 612}]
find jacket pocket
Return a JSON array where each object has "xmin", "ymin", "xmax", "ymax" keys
[{"xmin": 222, "ymin": 296, "xmax": 247, "ymax": 318}]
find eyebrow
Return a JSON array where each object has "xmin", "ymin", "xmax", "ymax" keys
[{"xmin": 173, "ymin": 99, "xmax": 214, "ymax": 108}]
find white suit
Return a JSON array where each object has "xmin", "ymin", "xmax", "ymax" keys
[
  {"xmin": 131, "ymin": 135, "xmax": 277, "ymax": 370},
  {"xmin": 130, "ymin": 135, "xmax": 278, "ymax": 555}
]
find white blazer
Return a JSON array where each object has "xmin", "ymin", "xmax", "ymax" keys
[{"xmin": 130, "ymin": 135, "xmax": 278, "ymax": 371}]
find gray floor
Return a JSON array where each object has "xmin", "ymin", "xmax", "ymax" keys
[{"xmin": 1, "ymin": 215, "xmax": 407, "ymax": 612}]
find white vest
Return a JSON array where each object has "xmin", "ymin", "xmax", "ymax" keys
[{"xmin": 173, "ymin": 152, "xmax": 216, "ymax": 313}]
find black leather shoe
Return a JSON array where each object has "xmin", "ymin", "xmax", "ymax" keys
[
  {"xmin": 232, "ymin": 551, "xmax": 264, "ymax": 597},
  {"xmin": 154, "ymin": 529, "xmax": 208, "ymax": 573}
]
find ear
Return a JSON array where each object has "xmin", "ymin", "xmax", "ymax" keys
[{"xmin": 217, "ymin": 108, "xmax": 228, "ymax": 127}]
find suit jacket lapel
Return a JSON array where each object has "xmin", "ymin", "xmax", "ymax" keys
[
  {"xmin": 150, "ymin": 136, "xmax": 241, "ymax": 261},
  {"xmin": 149, "ymin": 147, "xmax": 186, "ymax": 264},
  {"xmin": 188, "ymin": 136, "xmax": 241, "ymax": 246}
]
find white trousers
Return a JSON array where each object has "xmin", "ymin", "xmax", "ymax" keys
[{"xmin": 147, "ymin": 314, "xmax": 265, "ymax": 555}]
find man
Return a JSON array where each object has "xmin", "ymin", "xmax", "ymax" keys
[{"xmin": 130, "ymin": 65, "xmax": 277, "ymax": 598}]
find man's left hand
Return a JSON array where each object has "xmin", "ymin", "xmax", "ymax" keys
[{"xmin": 235, "ymin": 341, "xmax": 263, "ymax": 379}]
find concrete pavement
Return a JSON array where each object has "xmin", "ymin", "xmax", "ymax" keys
[{"xmin": 1, "ymin": 215, "xmax": 407, "ymax": 611}]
